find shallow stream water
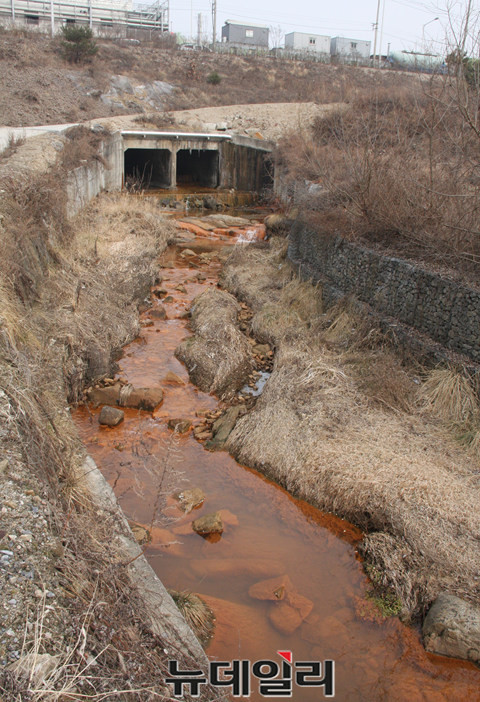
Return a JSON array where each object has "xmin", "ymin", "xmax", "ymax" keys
[{"xmin": 73, "ymin": 216, "xmax": 480, "ymax": 701}]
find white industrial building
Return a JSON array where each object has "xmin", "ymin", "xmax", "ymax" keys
[
  {"xmin": 330, "ymin": 36, "xmax": 371, "ymax": 60},
  {"xmin": 284, "ymin": 31, "xmax": 330, "ymax": 54},
  {"xmin": 0, "ymin": 0, "xmax": 169, "ymax": 36}
]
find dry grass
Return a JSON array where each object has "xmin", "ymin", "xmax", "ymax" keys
[
  {"xmin": 251, "ymin": 277, "xmax": 323, "ymax": 344},
  {"xmin": 0, "ymin": 132, "xmax": 26, "ymax": 160},
  {"xmin": 0, "ymin": 28, "xmax": 425, "ymax": 127},
  {"xmin": 169, "ymin": 591, "xmax": 214, "ymax": 647},
  {"xmin": 416, "ymin": 367, "xmax": 479, "ymax": 425},
  {"xmin": 0, "ymin": 163, "xmax": 205, "ymax": 696},
  {"xmin": 34, "ymin": 193, "xmax": 175, "ymax": 403},
  {"xmin": 61, "ymin": 126, "xmax": 107, "ymax": 171},
  {"xmin": 175, "ymin": 287, "xmax": 253, "ymax": 398},
  {"xmin": 223, "ymin": 241, "xmax": 480, "ymax": 618},
  {"xmin": 133, "ymin": 111, "xmax": 175, "ymax": 130}
]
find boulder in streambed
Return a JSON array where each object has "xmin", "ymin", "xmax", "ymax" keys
[
  {"xmin": 167, "ymin": 418, "xmax": 192, "ymax": 434},
  {"xmin": 249, "ymin": 573, "xmax": 313, "ymax": 634},
  {"xmin": 98, "ymin": 406, "xmax": 124, "ymax": 426},
  {"xmin": 121, "ymin": 386, "xmax": 164, "ymax": 412},
  {"xmin": 175, "ymin": 487, "xmax": 206, "ymax": 513},
  {"xmin": 205, "ymin": 406, "xmax": 243, "ymax": 450},
  {"xmin": 149, "ymin": 306, "xmax": 167, "ymax": 320},
  {"xmin": 422, "ymin": 593, "xmax": 480, "ymax": 664},
  {"xmin": 192, "ymin": 512, "xmax": 223, "ymax": 536},
  {"xmin": 89, "ymin": 382, "xmax": 123, "ymax": 406},
  {"xmin": 203, "ymin": 195, "xmax": 219, "ymax": 210},
  {"xmin": 249, "ymin": 574, "xmax": 293, "ymax": 601},
  {"xmin": 174, "ymin": 288, "xmax": 253, "ymax": 399},
  {"xmin": 268, "ymin": 589, "xmax": 314, "ymax": 635},
  {"xmin": 163, "ymin": 371, "xmax": 185, "ymax": 385},
  {"xmin": 269, "ymin": 602, "xmax": 303, "ymax": 635},
  {"xmin": 88, "ymin": 384, "xmax": 163, "ymax": 412}
]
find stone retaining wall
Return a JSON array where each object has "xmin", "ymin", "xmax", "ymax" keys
[{"xmin": 288, "ymin": 221, "xmax": 480, "ymax": 363}]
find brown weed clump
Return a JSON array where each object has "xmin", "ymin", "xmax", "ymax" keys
[
  {"xmin": 416, "ymin": 367, "xmax": 479, "ymax": 425},
  {"xmin": 169, "ymin": 590, "xmax": 215, "ymax": 646}
]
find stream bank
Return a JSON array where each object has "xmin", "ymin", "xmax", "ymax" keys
[
  {"xmin": 74, "ymin": 210, "xmax": 480, "ymax": 701},
  {"xmin": 0, "ymin": 184, "xmax": 221, "ymax": 699}
]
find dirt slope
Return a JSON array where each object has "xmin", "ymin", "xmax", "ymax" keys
[{"xmin": 0, "ymin": 29, "xmax": 422, "ymax": 127}]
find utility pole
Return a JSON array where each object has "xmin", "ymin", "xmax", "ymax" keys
[
  {"xmin": 372, "ymin": 0, "xmax": 381, "ymax": 66},
  {"xmin": 50, "ymin": 0, "xmax": 54, "ymax": 36},
  {"xmin": 197, "ymin": 12, "xmax": 201, "ymax": 47},
  {"xmin": 212, "ymin": 0, "xmax": 216, "ymax": 52},
  {"xmin": 379, "ymin": 0, "xmax": 386, "ymax": 67}
]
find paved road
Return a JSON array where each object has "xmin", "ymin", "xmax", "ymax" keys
[{"xmin": 0, "ymin": 122, "xmax": 79, "ymax": 151}]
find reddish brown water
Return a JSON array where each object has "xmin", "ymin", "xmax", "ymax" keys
[{"xmin": 73, "ymin": 229, "xmax": 480, "ymax": 701}]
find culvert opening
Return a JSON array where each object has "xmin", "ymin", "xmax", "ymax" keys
[
  {"xmin": 124, "ymin": 148, "xmax": 171, "ymax": 188},
  {"xmin": 176, "ymin": 149, "xmax": 219, "ymax": 188}
]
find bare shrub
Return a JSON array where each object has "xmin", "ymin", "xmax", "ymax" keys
[
  {"xmin": 0, "ymin": 132, "xmax": 26, "ymax": 160},
  {"xmin": 133, "ymin": 111, "xmax": 175, "ymax": 130},
  {"xmin": 277, "ymin": 80, "xmax": 480, "ymax": 276},
  {"xmin": 61, "ymin": 125, "xmax": 108, "ymax": 171}
]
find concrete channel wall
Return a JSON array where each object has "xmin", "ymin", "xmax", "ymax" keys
[
  {"xmin": 66, "ymin": 131, "xmax": 123, "ymax": 217},
  {"xmin": 288, "ymin": 221, "xmax": 480, "ymax": 364}
]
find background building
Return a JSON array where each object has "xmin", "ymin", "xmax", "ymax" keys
[
  {"xmin": 284, "ymin": 32, "xmax": 330, "ymax": 54},
  {"xmin": 0, "ymin": 0, "xmax": 169, "ymax": 37},
  {"xmin": 331, "ymin": 36, "xmax": 371, "ymax": 61},
  {"xmin": 221, "ymin": 20, "xmax": 268, "ymax": 49}
]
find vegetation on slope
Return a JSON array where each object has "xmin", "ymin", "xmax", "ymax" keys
[
  {"xmin": 0, "ymin": 26, "xmax": 422, "ymax": 126},
  {"xmin": 277, "ymin": 69, "xmax": 480, "ymax": 280}
]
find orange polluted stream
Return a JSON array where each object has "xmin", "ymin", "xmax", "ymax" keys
[{"xmin": 73, "ymin": 227, "xmax": 480, "ymax": 702}]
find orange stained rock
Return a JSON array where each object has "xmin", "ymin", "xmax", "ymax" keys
[{"xmin": 176, "ymin": 221, "xmax": 212, "ymax": 237}]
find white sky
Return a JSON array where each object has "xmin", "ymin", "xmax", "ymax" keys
[{"xmin": 167, "ymin": 0, "xmax": 479, "ymax": 55}]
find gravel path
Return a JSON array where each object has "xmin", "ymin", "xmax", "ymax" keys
[
  {"xmin": 171, "ymin": 102, "xmax": 342, "ymax": 141},
  {"xmin": 95, "ymin": 101, "xmax": 344, "ymax": 142}
]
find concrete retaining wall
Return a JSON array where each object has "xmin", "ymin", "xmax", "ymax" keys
[
  {"xmin": 288, "ymin": 221, "xmax": 480, "ymax": 363},
  {"xmin": 79, "ymin": 456, "xmax": 208, "ymax": 665},
  {"xmin": 66, "ymin": 131, "xmax": 123, "ymax": 217}
]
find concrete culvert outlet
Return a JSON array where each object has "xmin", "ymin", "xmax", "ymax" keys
[
  {"xmin": 176, "ymin": 149, "xmax": 219, "ymax": 187},
  {"xmin": 124, "ymin": 148, "xmax": 171, "ymax": 188}
]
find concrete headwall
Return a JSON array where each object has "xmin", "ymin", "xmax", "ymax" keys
[
  {"xmin": 221, "ymin": 139, "xmax": 273, "ymax": 192},
  {"xmin": 288, "ymin": 221, "xmax": 480, "ymax": 363},
  {"xmin": 66, "ymin": 131, "xmax": 123, "ymax": 217}
]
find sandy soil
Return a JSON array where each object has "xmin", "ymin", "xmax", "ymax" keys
[{"xmin": 170, "ymin": 102, "xmax": 342, "ymax": 141}]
